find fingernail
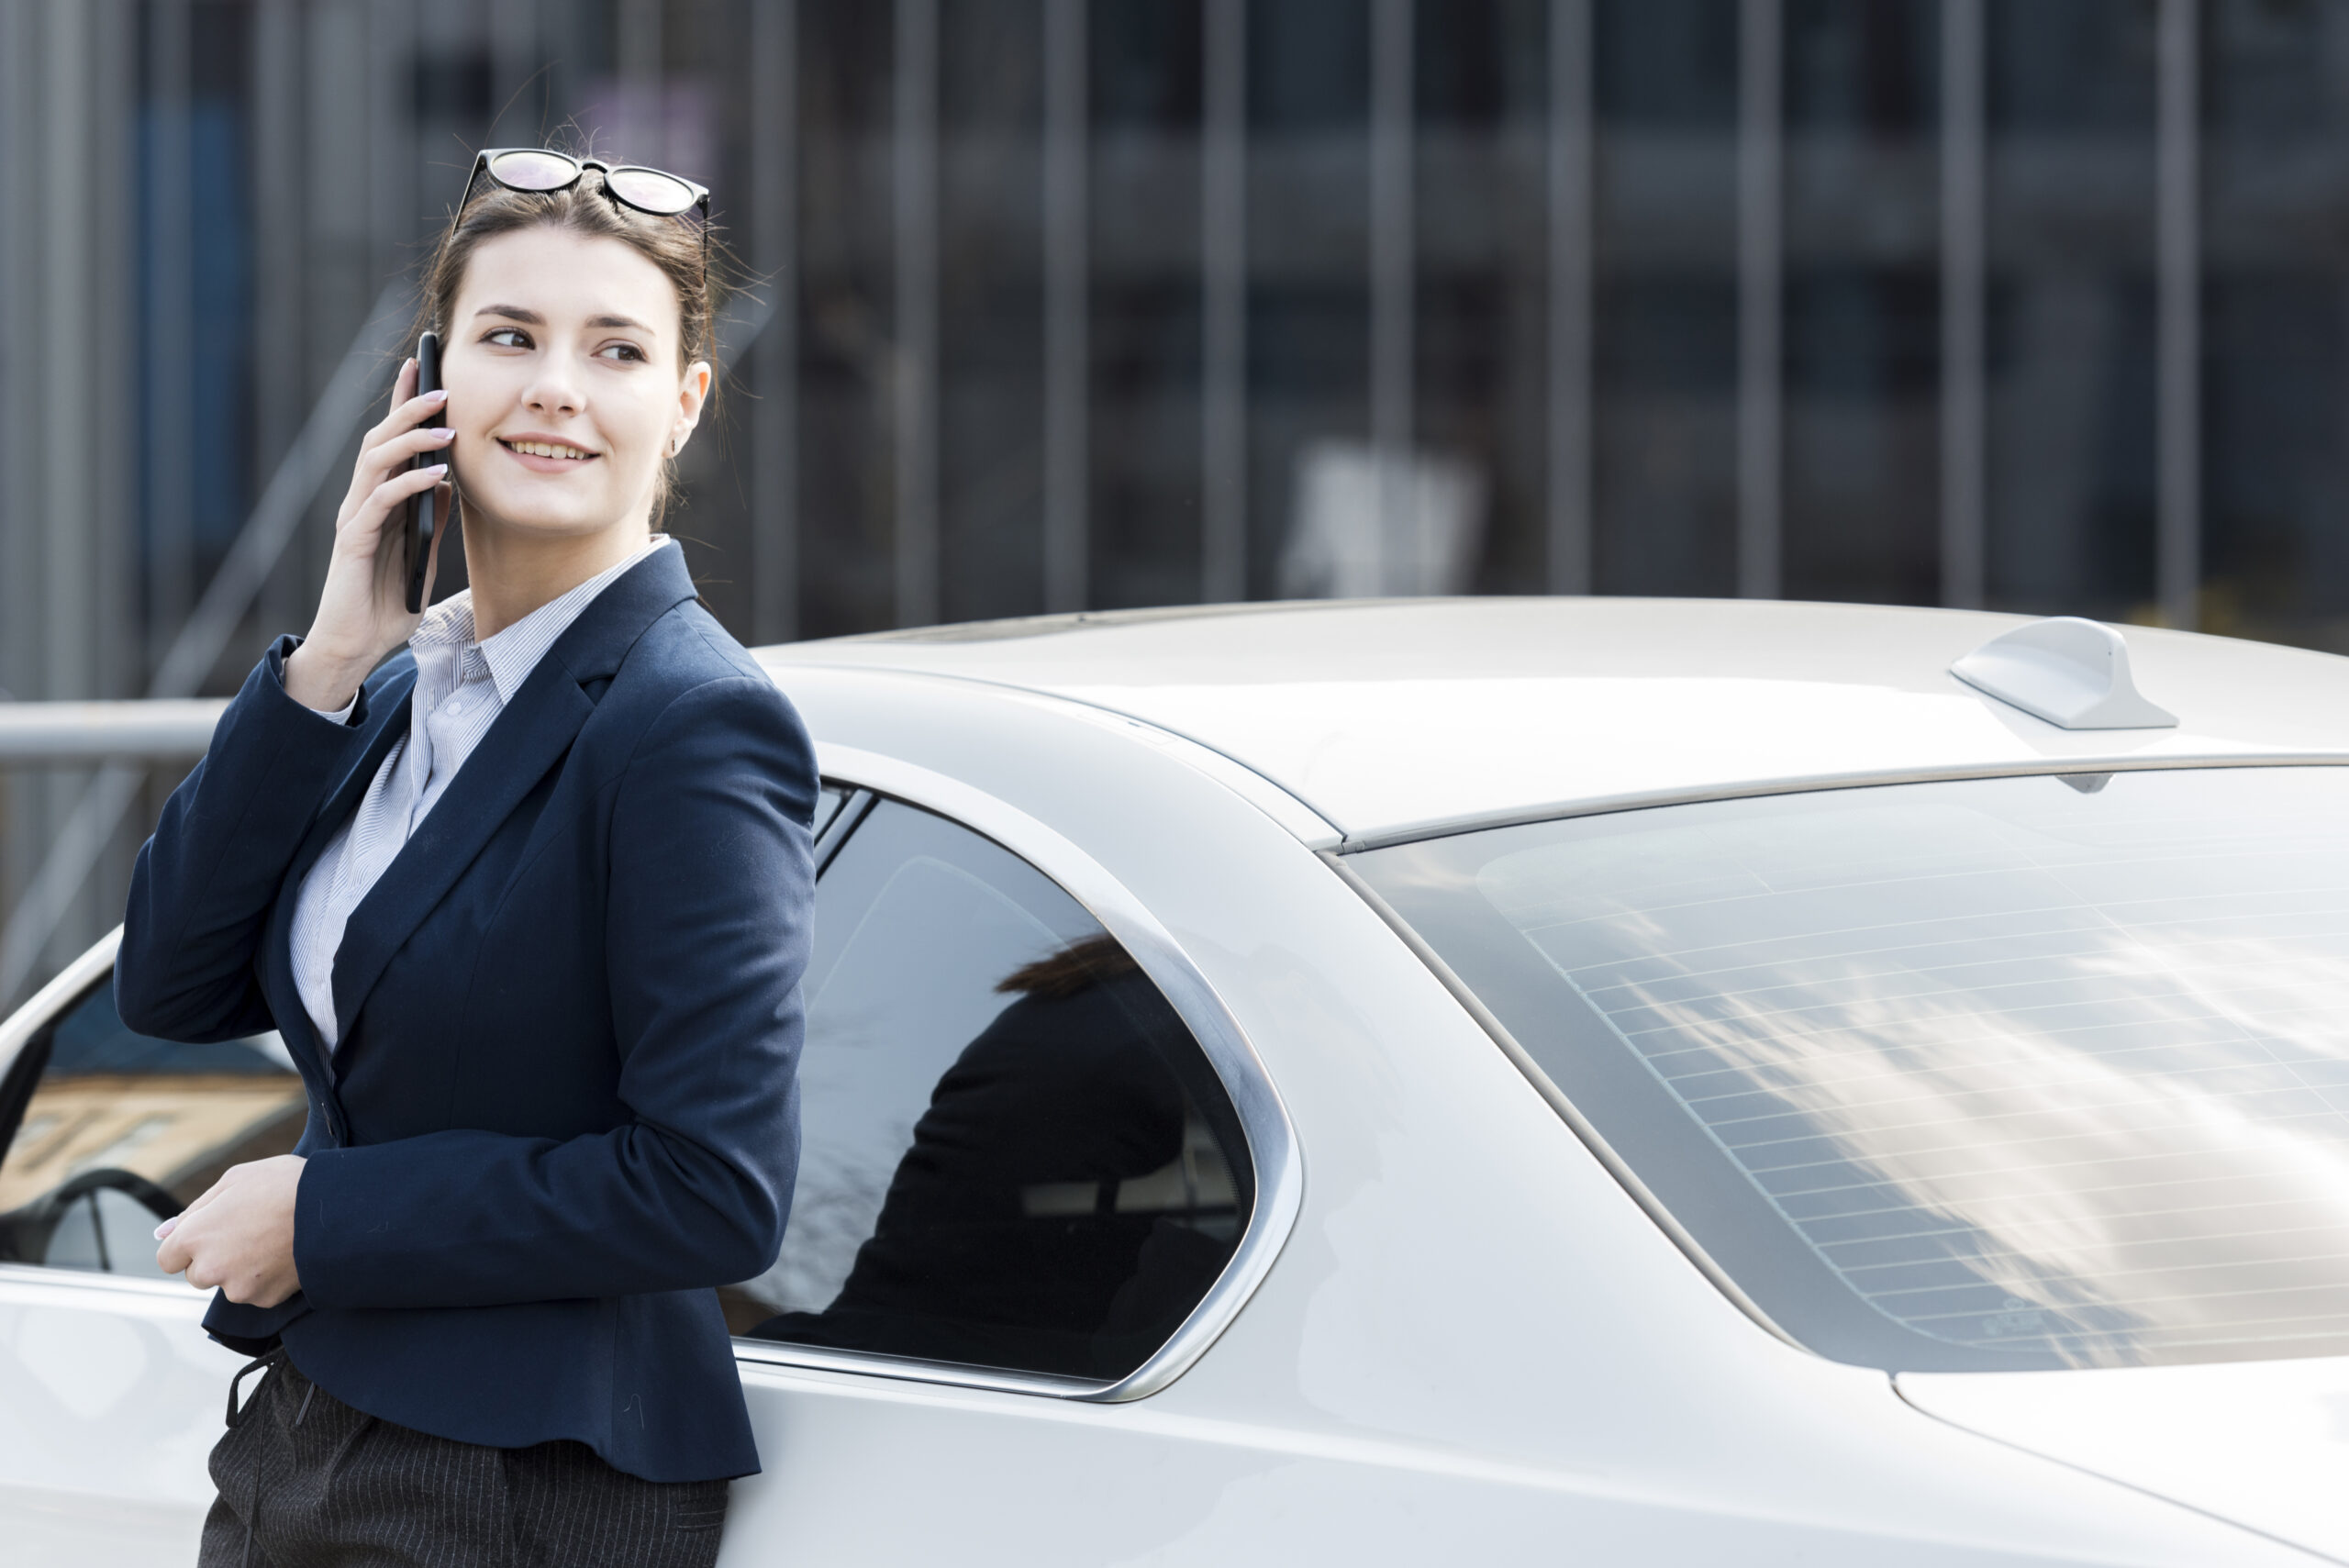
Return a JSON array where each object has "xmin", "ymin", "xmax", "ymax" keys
[
  {"xmin": 153, "ymin": 1218, "xmax": 177, "ymax": 1240},
  {"xmin": 433, "ymin": 426, "xmax": 456, "ymax": 439},
  {"xmin": 427, "ymin": 463, "xmax": 448, "ymax": 475},
  {"xmin": 426, "ymin": 388, "xmax": 449, "ymax": 403}
]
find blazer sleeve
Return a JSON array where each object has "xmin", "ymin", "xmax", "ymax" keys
[
  {"xmin": 117, "ymin": 637, "xmax": 384, "ymax": 1043},
  {"xmin": 291, "ymin": 673, "xmax": 818, "ymax": 1307}
]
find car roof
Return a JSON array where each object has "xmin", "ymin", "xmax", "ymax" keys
[{"xmin": 760, "ymin": 596, "xmax": 2349, "ymax": 848}]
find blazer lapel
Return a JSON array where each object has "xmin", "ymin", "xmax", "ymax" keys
[
  {"xmin": 260, "ymin": 663, "xmax": 417, "ymax": 1083},
  {"xmin": 326, "ymin": 546, "xmax": 699, "ymax": 1047}
]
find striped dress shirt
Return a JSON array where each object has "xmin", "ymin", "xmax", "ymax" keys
[{"xmin": 288, "ymin": 536, "xmax": 672, "ymax": 1051}]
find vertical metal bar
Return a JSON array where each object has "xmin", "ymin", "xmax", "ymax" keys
[
  {"xmin": 1201, "ymin": 0, "xmax": 1248, "ymax": 603},
  {"xmin": 0, "ymin": 0, "xmax": 34, "ymax": 952},
  {"xmin": 0, "ymin": 0, "xmax": 28, "ymax": 700},
  {"xmin": 306, "ymin": 4, "xmax": 369, "ymax": 609},
  {"xmin": 894, "ymin": 0, "xmax": 940, "ymax": 628},
  {"xmin": 488, "ymin": 0, "xmax": 540, "ymax": 140},
  {"xmin": 38, "ymin": 0, "xmax": 107, "ymax": 984},
  {"xmin": 618, "ymin": 0, "xmax": 662, "ymax": 159},
  {"xmin": 92, "ymin": 0, "xmax": 135, "ymax": 698},
  {"xmin": 1940, "ymin": 0, "xmax": 1986, "ymax": 609},
  {"xmin": 367, "ymin": 0, "xmax": 413, "ymax": 382},
  {"xmin": 1548, "ymin": 0, "xmax": 1594, "ymax": 595},
  {"xmin": 44, "ymin": 0, "xmax": 96, "ymax": 704},
  {"xmin": 250, "ymin": 0, "xmax": 302, "ymax": 452},
  {"xmin": 91, "ymin": 0, "xmax": 138, "ymax": 681},
  {"xmin": 618, "ymin": 0, "xmax": 662, "ymax": 72},
  {"xmin": 751, "ymin": 0, "xmax": 798, "ymax": 642},
  {"xmin": 2157, "ymin": 0, "xmax": 2200, "ymax": 630},
  {"xmin": 540, "ymin": 0, "xmax": 572, "ymax": 134},
  {"xmin": 1371, "ymin": 0, "xmax": 1413, "ymax": 562},
  {"xmin": 1737, "ymin": 0, "xmax": 1782, "ymax": 600},
  {"xmin": 147, "ymin": 0, "xmax": 195, "ymax": 669},
  {"xmin": 1043, "ymin": 0, "xmax": 1088, "ymax": 612},
  {"xmin": 250, "ymin": 0, "xmax": 305, "ymax": 640}
]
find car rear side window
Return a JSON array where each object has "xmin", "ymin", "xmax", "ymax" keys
[
  {"xmin": 0, "ymin": 981, "xmax": 302, "ymax": 1275},
  {"xmin": 1354, "ymin": 768, "xmax": 2349, "ymax": 1373},
  {"xmin": 724, "ymin": 798, "xmax": 1252, "ymax": 1383}
]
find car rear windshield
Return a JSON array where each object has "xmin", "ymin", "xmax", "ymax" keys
[{"xmin": 1353, "ymin": 767, "xmax": 2349, "ymax": 1373}]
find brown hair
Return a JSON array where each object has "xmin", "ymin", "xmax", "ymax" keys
[
  {"xmin": 996, "ymin": 934, "xmax": 1140, "ymax": 1000},
  {"xmin": 415, "ymin": 167, "xmax": 727, "ymax": 522}
]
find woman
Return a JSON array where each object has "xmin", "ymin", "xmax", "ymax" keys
[{"xmin": 116, "ymin": 149, "xmax": 816, "ymax": 1567}]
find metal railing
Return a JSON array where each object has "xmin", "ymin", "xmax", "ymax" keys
[{"xmin": 0, "ymin": 702, "xmax": 227, "ymax": 765}]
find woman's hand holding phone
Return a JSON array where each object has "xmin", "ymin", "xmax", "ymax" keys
[{"xmin": 283, "ymin": 354, "xmax": 456, "ymax": 714}]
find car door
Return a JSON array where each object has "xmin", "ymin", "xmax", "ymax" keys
[
  {"xmin": 0, "ymin": 932, "xmax": 304, "ymax": 1567},
  {"xmin": 714, "ymin": 777, "xmax": 1308, "ymax": 1565}
]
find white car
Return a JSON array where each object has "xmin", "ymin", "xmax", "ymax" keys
[{"xmin": 6, "ymin": 596, "xmax": 2349, "ymax": 1566}]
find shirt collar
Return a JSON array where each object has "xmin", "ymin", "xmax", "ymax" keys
[{"xmin": 408, "ymin": 535, "xmax": 671, "ymax": 706}]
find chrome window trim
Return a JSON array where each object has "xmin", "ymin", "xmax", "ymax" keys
[
  {"xmin": 729, "ymin": 1338, "xmax": 1104, "ymax": 1398},
  {"xmin": 808, "ymin": 783, "xmax": 852, "ymax": 844},
  {"xmin": 809, "ymin": 784, "xmax": 873, "ymax": 873},
  {"xmin": 735, "ymin": 740, "xmax": 1304, "ymax": 1404},
  {"xmin": 1334, "ymin": 751, "xmax": 2349, "ymax": 852}
]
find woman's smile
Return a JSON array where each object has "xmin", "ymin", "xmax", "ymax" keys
[{"xmin": 495, "ymin": 432, "xmax": 604, "ymax": 472}]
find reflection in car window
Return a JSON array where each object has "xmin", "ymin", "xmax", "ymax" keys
[
  {"xmin": 1355, "ymin": 769, "xmax": 2349, "ymax": 1373},
  {"xmin": 725, "ymin": 799, "xmax": 1252, "ymax": 1381},
  {"xmin": 0, "ymin": 978, "xmax": 303, "ymax": 1275}
]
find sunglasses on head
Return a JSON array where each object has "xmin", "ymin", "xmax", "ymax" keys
[{"xmin": 452, "ymin": 147, "xmax": 711, "ymax": 297}]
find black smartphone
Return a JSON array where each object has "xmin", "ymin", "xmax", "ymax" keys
[{"xmin": 404, "ymin": 331, "xmax": 445, "ymax": 614}]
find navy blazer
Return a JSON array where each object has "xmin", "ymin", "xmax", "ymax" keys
[{"xmin": 116, "ymin": 546, "xmax": 816, "ymax": 1483}]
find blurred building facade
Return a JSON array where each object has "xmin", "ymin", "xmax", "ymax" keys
[{"xmin": 3, "ymin": 0, "xmax": 2347, "ymax": 999}]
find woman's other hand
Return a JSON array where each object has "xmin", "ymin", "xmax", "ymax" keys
[
  {"xmin": 154, "ymin": 1154, "xmax": 306, "ymax": 1308},
  {"xmin": 283, "ymin": 355, "xmax": 457, "ymax": 712}
]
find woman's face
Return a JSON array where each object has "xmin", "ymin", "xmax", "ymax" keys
[{"xmin": 441, "ymin": 226, "xmax": 709, "ymax": 541}]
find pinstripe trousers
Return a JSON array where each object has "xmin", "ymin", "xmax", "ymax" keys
[{"xmin": 197, "ymin": 1356, "xmax": 729, "ymax": 1567}]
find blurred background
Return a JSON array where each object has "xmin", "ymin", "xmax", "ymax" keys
[{"xmin": 0, "ymin": 0, "xmax": 2342, "ymax": 1005}]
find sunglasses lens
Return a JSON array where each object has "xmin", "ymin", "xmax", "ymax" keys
[
  {"xmin": 487, "ymin": 150, "xmax": 578, "ymax": 192},
  {"xmin": 606, "ymin": 167, "xmax": 699, "ymax": 216}
]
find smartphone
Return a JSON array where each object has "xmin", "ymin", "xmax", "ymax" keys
[{"xmin": 404, "ymin": 332, "xmax": 445, "ymax": 614}]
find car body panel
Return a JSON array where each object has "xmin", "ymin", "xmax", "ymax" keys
[
  {"xmin": 724, "ymin": 1359, "xmax": 2318, "ymax": 1566},
  {"xmin": 0, "ymin": 1268, "xmax": 227, "ymax": 1566},
  {"xmin": 0, "ymin": 930, "xmax": 246, "ymax": 1566},
  {"xmin": 728, "ymin": 662, "xmax": 2316, "ymax": 1565},
  {"xmin": 771, "ymin": 597, "xmax": 2349, "ymax": 845},
  {"xmin": 2, "ymin": 602, "xmax": 2343, "ymax": 1563},
  {"xmin": 1899, "ymin": 1359, "xmax": 2349, "ymax": 1564}
]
